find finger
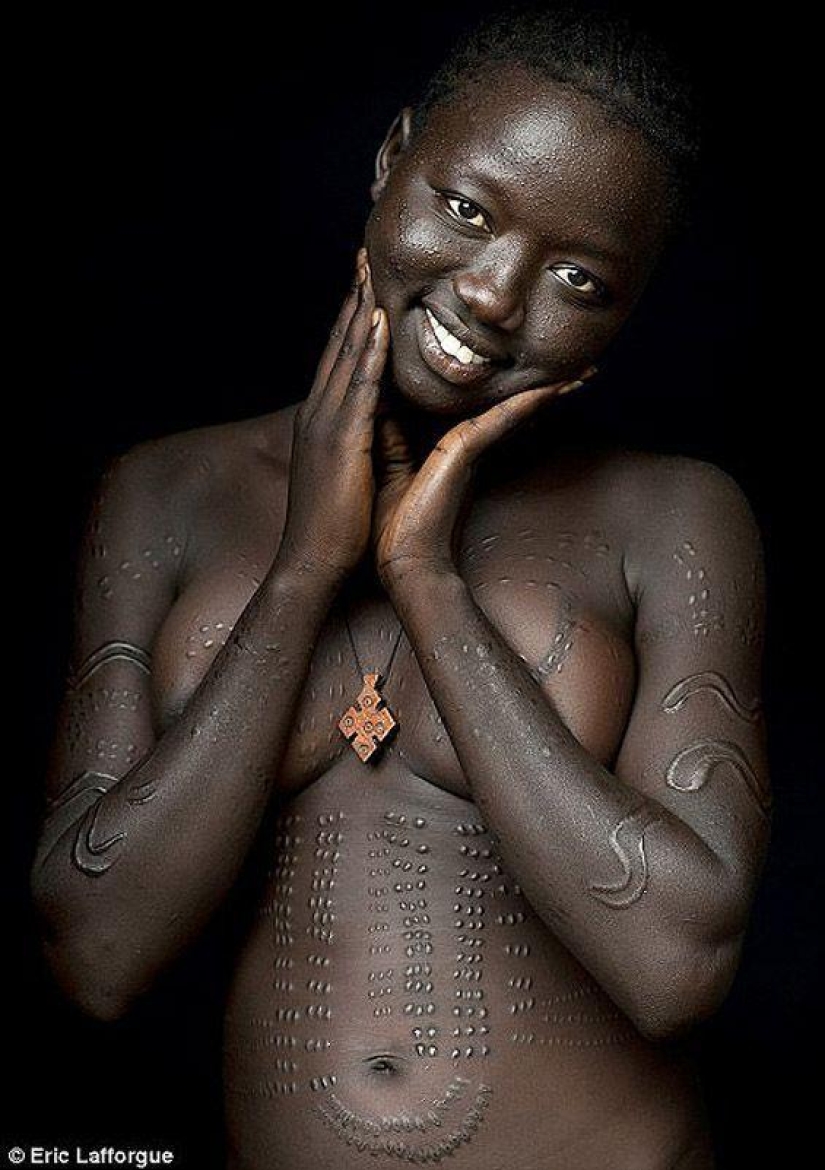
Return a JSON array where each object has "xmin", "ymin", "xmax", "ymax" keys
[
  {"xmin": 556, "ymin": 363, "xmax": 598, "ymax": 396},
  {"xmin": 307, "ymin": 255, "xmax": 368, "ymax": 407},
  {"xmin": 442, "ymin": 368, "xmax": 597, "ymax": 460},
  {"xmin": 375, "ymin": 410, "xmax": 417, "ymax": 480},
  {"xmin": 324, "ymin": 264, "xmax": 377, "ymax": 406},
  {"xmin": 341, "ymin": 307, "xmax": 389, "ymax": 429}
]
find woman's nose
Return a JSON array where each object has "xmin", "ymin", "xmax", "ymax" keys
[{"xmin": 452, "ymin": 257, "xmax": 528, "ymax": 333}]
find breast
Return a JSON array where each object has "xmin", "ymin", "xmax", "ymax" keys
[{"xmin": 149, "ymin": 551, "xmax": 636, "ymax": 800}]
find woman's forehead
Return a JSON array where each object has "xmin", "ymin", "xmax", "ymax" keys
[
  {"xmin": 408, "ymin": 70, "xmax": 669, "ymax": 254},
  {"xmin": 417, "ymin": 69, "xmax": 658, "ymax": 190}
]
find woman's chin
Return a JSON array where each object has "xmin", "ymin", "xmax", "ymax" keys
[{"xmin": 387, "ymin": 352, "xmax": 500, "ymax": 418}]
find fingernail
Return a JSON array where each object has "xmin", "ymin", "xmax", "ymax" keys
[
  {"xmin": 559, "ymin": 380, "xmax": 584, "ymax": 396},
  {"xmin": 356, "ymin": 246, "xmax": 368, "ymax": 267},
  {"xmin": 371, "ymin": 308, "xmax": 382, "ymax": 328},
  {"xmin": 583, "ymin": 365, "xmax": 598, "ymax": 380}
]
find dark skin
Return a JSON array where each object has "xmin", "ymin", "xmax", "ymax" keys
[{"xmin": 32, "ymin": 66, "xmax": 769, "ymax": 1170}]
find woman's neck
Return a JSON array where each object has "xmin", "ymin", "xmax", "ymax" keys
[{"xmin": 384, "ymin": 389, "xmax": 465, "ymax": 466}]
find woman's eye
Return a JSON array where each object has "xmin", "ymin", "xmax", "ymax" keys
[
  {"xmin": 443, "ymin": 195, "xmax": 490, "ymax": 231},
  {"xmin": 551, "ymin": 264, "xmax": 602, "ymax": 297}
]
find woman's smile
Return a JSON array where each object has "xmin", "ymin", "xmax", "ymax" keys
[{"xmin": 416, "ymin": 303, "xmax": 509, "ymax": 388}]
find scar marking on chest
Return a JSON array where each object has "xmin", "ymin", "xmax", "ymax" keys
[
  {"xmin": 510, "ymin": 1029, "xmax": 635, "ymax": 1047},
  {"xmin": 269, "ymin": 814, "xmax": 303, "ymax": 948},
  {"xmin": 536, "ymin": 594, "xmax": 578, "ymax": 678},
  {"xmin": 252, "ymin": 815, "xmax": 307, "ymax": 1091},
  {"xmin": 589, "ymin": 805, "xmax": 662, "ymax": 908},
  {"xmin": 666, "ymin": 740, "xmax": 771, "ymax": 817},
  {"xmin": 366, "ymin": 820, "xmax": 397, "ymax": 1016},
  {"xmin": 93, "ymin": 535, "xmax": 184, "ymax": 600},
  {"xmin": 257, "ymin": 813, "xmax": 347, "ymax": 1094},
  {"xmin": 310, "ymin": 813, "xmax": 344, "ymax": 944},
  {"xmin": 382, "ymin": 813, "xmax": 438, "ymax": 1050},
  {"xmin": 451, "ymin": 822, "xmax": 499, "ymax": 1059},
  {"xmin": 504, "ymin": 973, "xmax": 631, "ymax": 1047},
  {"xmin": 672, "ymin": 541, "xmax": 724, "ymax": 638},
  {"xmin": 463, "ymin": 528, "xmax": 610, "ymax": 573},
  {"xmin": 315, "ymin": 1077, "xmax": 492, "ymax": 1162},
  {"xmin": 661, "ymin": 671, "xmax": 762, "ymax": 722},
  {"xmin": 70, "ymin": 642, "xmax": 151, "ymax": 689}
]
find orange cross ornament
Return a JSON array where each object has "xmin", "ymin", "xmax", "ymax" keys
[{"xmin": 338, "ymin": 673, "xmax": 397, "ymax": 762}]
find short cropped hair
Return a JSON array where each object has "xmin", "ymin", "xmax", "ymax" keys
[{"xmin": 409, "ymin": 2, "xmax": 702, "ymax": 237}]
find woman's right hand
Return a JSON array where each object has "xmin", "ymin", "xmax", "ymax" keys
[{"xmin": 277, "ymin": 249, "xmax": 389, "ymax": 584}]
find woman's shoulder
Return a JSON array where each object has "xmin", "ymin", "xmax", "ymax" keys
[
  {"xmin": 511, "ymin": 442, "xmax": 750, "ymax": 511},
  {"xmin": 589, "ymin": 447, "xmax": 757, "ymax": 532},
  {"xmin": 496, "ymin": 442, "xmax": 757, "ymax": 555},
  {"xmin": 110, "ymin": 404, "xmax": 299, "ymax": 517}
]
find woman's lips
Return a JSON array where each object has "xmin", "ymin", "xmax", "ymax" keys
[{"xmin": 414, "ymin": 305, "xmax": 503, "ymax": 388}]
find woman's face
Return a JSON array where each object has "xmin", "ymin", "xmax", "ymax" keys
[{"xmin": 364, "ymin": 64, "xmax": 673, "ymax": 416}]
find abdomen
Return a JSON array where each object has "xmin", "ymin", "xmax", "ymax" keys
[{"xmin": 222, "ymin": 762, "xmax": 712, "ymax": 1170}]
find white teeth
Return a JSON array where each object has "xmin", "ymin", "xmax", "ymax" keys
[
  {"xmin": 425, "ymin": 308, "xmax": 491, "ymax": 366},
  {"xmin": 441, "ymin": 330, "xmax": 461, "ymax": 357}
]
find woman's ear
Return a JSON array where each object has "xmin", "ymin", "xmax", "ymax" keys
[{"xmin": 370, "ymin": 107, "xmax": 414, "ymax": 202}]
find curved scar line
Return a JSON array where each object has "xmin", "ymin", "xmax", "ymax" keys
[
  {"xmin": 70, "ymin": 641, "xmax": 151, "ymax": 689},
  {"xmin": 661, "ymin": 671, "xmax": 761, "ymax": 722},
  {"xmin": 316, "ymin": 1077, "xmax": 492, "ymax": 1160},
  {"xmin": 589, "ymin": 805, "xmax": 661, "ymax": 908},
  {"xmin": 666, "ymin": 739, "xmax": 771, "ymax": 818},
  {"xmin": 73, "ymin": 802, "xmax": 127, "ymax": 874},
  {"xmin": 536, "ymin": 591, "xmax": 578, "ymax": 678},
  {"xmin": 37, "ymin": 770, "xmax": 125, "ymax": 875}
]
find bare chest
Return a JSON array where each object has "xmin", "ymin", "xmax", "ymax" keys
[{"xmin": 150, "ymin": 495, "xmax": 637, "ymax": 797}]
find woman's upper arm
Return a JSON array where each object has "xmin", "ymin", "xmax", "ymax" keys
[
  {"xmin": 613, "ymin": 457, "xmax": 771, "ymax": 935},
  {"xmin": 37, "ymin": 443, "xmax": 188, "ymax": 868}
]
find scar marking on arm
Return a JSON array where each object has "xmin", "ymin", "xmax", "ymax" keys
[
  {"xmin": 70, "ymin": 641, "xmax": 151, "ymax": 689},
  {"xmin": 588, "ymin": 805, "xmax": 662, "ymax": 909},
  {"xmin": 661, "ymin": 671, "xmax": 762, "ymax": 723},
  {"xmin": 37, "ymin": 770, "xmax": 125, "ymax": 876},
  {"xmin": 666, "ymin": 740, "xmax": 771, "ymax": 818},
  {"xmin": 672, "ymin": 541, "xmax": 725, "ymax": 638}
]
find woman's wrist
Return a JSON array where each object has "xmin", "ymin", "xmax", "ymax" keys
[
  {"xmin": 381, "ymin": 555, "xmax": 466, "ymax": 611},
  {"xmin": 268, "ymin": 545, "xmax": 347, "ymax": 603}
]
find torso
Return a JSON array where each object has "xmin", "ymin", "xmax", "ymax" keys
[{"xmin": 149, "ymin": 406, "xmax": 715, "ymax": 1169}]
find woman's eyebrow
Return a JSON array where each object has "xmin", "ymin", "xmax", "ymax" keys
[{"xmin": 559, "ymin": 238, "xmax": 631, "ymax": 273}]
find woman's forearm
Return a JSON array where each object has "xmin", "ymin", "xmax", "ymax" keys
[
  {"xmin": 388, "ymin": 567, "xmax": 730, "ymax": 1039},
  {"xmin": 32, "ymin": 554, "xmax": 340, "ymax": 1019}
]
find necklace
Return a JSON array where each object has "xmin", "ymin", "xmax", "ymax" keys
[{"xmin": 338, "ymin": 606, "xmax": 404, "ymax": 763}]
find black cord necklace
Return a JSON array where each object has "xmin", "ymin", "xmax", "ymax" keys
[{"xmin": 338, "ymin": 608, "xmax": 405, "ymax": 762}]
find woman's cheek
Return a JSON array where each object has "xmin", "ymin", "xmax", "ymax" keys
[
  {"xmin": 366, "ymin": 198, "xmax": 462, "ymax": 301},
  {"xmin": 544, "ymin": 294, "xmax": 635, "ymax": 377}
]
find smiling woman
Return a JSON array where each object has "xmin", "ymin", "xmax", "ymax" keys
[
  {"xmin": 366, "ymin": 73, "xmax": 668, "ymax": 413},
  {"xmin": 31, "ymin": 5, "xmax": 767, "ymax": 1170}
]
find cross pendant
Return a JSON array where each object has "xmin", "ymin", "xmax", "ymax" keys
[{"xmin": 338, "ymin": 673, "xmax": 398, "ymax": 763}]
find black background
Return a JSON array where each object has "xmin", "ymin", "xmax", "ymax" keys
[{"xmin": 7, "ymin": 3, "xmax": 818, "ymax": 1167}]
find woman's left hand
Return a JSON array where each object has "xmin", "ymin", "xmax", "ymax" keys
[{"xmin": 373, "ymin": 372, "xmax": 596, "ymax": 590}]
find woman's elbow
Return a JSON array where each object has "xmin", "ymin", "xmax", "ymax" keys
[
  {"xmin": 43, "ymin": 937, "xmax": 136, "ymax": 1022},
  {"xmin": 630, "ymin": 934, "xmax": 743, "ymax": 1044},
  {"xmin": 35, "ymin": 921, "xmax": 140, "ymax": 1024}
]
